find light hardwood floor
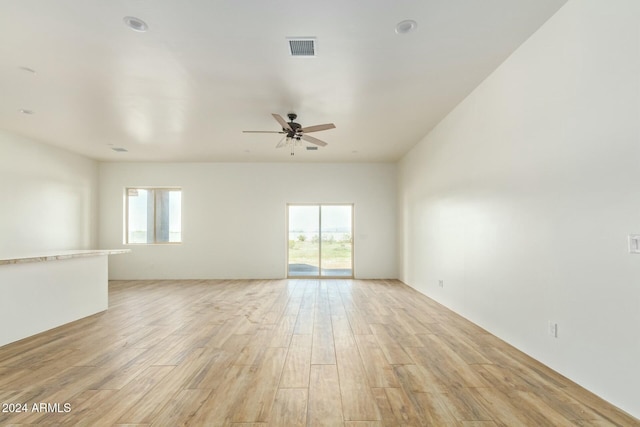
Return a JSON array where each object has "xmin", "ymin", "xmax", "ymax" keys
[{"xmin": 0, "ymin": 279, "xmax": 637, "ymax": 426}]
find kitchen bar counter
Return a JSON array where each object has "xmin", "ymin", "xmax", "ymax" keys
[{"xmin": 0, "ymin": 249, "xmax": 130, "ymax": 347}]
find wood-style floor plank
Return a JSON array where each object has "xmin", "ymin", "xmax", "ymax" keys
[
  {"xmin": 369, "ymin": 323, "xmax": 413, "ymax": 365},
  {"xmin": 335, "ymin": 345, "xmax": 380, "ymax": 421},
  {"xmin": 307, "ymin": 364, "xmax": 343, "ymax": 426},
  {"xmin": 310, "ymin": 286, "xmax": 336, "ymax": 365},
  {"xmin": 280, "ymin": 334, "xmax": 312, "ymax": 388},
  {"xmin": 0, "ymin": 279, "xmax": 636, "ymax": 426},
  {"xmin": 149, "ymin": 388, "xmax": 211, "ymax": 427},
  {"xmin": 270, "ymin": 388, "xmax": 308, "ymax": 426},
  {"xmin": 382, "ymin": 386, "xmax": 424, "ymax": 425},
  {"xmin": 354, "ymin": 334, "xmax": 400, "ymax": 389},
  {"xmin": 232, "ymin": 347, "xmax": 288, "ymax": 423},
  {"xmin": 117, "ymin": 348, "xmax": 210, "ymax": 424}
]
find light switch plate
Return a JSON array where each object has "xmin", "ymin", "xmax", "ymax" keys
[
  {"xmin": 548, "ymin": 321, "xmax": 558, "ymax": 338},
  {"xmin": 628, "ymin": 235, "xmax": 640, "ymax": 254}
]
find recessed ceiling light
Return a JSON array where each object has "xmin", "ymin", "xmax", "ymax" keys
[
  {"xmin": 111, "ymin": 147, "xmax": 128, "ymax": 152},
  {"xmin": 19, "ymin": 66, "xmax": 36, "ymax": 74},
  {"xmin": 123, "ymin": 16, "xmax": 148, "ymax": 32},
  {"xmin": 19, "ymin": 109, "xmax": 34, "ymax": 115},
  {"xmin": 395, "ymin": 20, "xmax": 417, "ymax": 35}
]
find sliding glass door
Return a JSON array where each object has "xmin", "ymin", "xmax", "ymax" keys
[
  {"xmin": 287, "ymin": 205, "xmax": 321, "ymax": 276},
  {"xmin": 319, "ymin": 205, "xmax": 353, "ymax": 277},
  {"xmin": 288, "ymin": 204, "xmax": 353, "ymax": 278}
]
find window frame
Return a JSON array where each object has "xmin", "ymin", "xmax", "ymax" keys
[{"xmin": 124, "ymin": 187, "xmax": 182, "ymax": 245}]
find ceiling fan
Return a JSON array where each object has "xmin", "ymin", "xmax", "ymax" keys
[{"xmin": 243, "ymin": 113, "xmax": 335, "ymax": 155}]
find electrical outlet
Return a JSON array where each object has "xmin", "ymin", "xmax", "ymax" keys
[
  {"xmin": 548, "ymin": 321, "xmax": 558, "ymax": 338},
  {"xmin": 438, "ymin": 280, "xmax": 444, "ymax": 288}
]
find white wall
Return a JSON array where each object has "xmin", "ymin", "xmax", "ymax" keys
[
  {"xmin": 398, "ymin": 0, "xmax": 640, "ymax": 417},
  {"xmin": 0, "ymin": 130, "xmax": 98, "ymax": 258},
  {"xmin": 99, "ymin": 162, "xmax": 396, "ymax": 280}
]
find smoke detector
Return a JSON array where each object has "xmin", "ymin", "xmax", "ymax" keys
[
  {"xmin": 395, "ymin": 20, "xmax": 417, "ymax": 35},
  {"xmin": 123, "ymin": 16, "xmax": 148, "ymax": 32}
]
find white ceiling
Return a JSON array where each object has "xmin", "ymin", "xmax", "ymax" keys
[{"xmin": 0, "ymin": 0, "xmax": 567, "ymax": 163}]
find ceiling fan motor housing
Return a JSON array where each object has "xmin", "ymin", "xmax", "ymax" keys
[{"xmin": 285, "ymin": 113, "xmax": 302, "ymax": 139}]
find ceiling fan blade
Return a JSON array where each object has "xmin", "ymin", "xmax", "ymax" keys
[
  {"xmin": 272, "ymin": 113, "xmax": 292, "ymax": 131},
  {"xmin": 302, "ymin": 134, "xmax": 328, "ymax": 147},
  {"xmin": 242, "ymin": 130, "xmax": 286, "ymax": 134},
  {"xmin": 276, "ymin": 136, "xmax": 288, "ymax": 148},
  {"xmin": 300, "ymin": 123, "xmax": 336, "ymax": 133}
]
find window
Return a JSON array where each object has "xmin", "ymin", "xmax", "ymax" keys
[{"xmin": 125, "ymin": 188, "xmax": 182, "ymax": 244}]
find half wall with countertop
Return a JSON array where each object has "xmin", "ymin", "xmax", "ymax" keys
[{"xmin": 0, "ymin": 250, "xmax": 130, "ymax": 347}]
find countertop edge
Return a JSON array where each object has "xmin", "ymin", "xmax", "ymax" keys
[{"xmin": 0, "ymin": 249, "xmax": 132, "ymax": 266}]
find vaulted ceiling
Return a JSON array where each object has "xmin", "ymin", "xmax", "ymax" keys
[{"xmin": 0, "ymin": 0, "xmax": 567, "ymax": 162}]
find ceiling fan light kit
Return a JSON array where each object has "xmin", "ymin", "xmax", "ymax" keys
[{"xmin": 243, "ymin": 112, "xmax": 335, "ymax": 156}]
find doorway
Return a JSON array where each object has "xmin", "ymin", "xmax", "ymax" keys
[{"xmin": 287, "ymin": 204, "xmax": 353, "ymax": 278}]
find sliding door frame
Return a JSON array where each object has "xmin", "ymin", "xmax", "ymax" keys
[{"xmin": 286, "ymin": 203, "xmax": 354, "ymax": 279}]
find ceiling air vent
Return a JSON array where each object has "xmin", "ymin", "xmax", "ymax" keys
[{"xmin": 288, "ymin": 38, "xmax": 316, "ymax": 57}]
